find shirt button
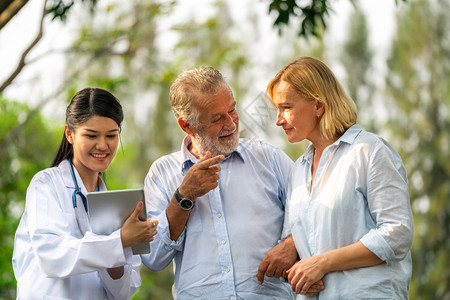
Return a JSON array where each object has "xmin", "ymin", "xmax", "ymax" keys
[
  {"xmin": 221, "ymin": 240, "xmax": 226, "ymax": 245},
  {"xmin": 217, "ymin": 213, "xmax": 222, "ymax": 218},
  {"xmin": 226, "ymin": 268, "xmax": 230, "ymax": 273},
  {"xmin": 230, "ymin": 297, "xmax": 235, "ymax": 300}
]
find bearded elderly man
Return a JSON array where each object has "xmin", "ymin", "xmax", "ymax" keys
[{"xmin": 140, "ymin": 67, "xmax": 324, "ymax": 299}]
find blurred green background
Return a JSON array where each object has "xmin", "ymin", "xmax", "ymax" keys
[{"xmin": 0, "ymin": 0, "xmax": 449, "ymax": 299}]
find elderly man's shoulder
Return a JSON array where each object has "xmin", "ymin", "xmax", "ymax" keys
[
  {"xmin": 238, "ymin": 138, "xmax": 285, "ymax": 156},
  {"xmin": 148, "ymin": 150, "xmax": 185, "ymax": 171},
  {"xmin": 237, "ymin": 138, "xmax": 292, "ymax": 170}
]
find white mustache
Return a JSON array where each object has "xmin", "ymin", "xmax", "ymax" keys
[{"xmin": 219, "ymin": 130, "xmax": 236, "ymax": 137}]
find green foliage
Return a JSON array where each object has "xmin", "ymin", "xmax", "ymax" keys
[
  {"xmin": 104, "ymin": 141, "xmax": 145, "ymax": 190},
  {"xmin": 282, "ymin": 140, "xmax": 309, "ymax": 162},
  {"xmin": 340, "ymin": 4, "xmax": 377, "ymax": 132},
  {"xmin": 267, "ymin": 0, "xmax": 408, "ymax": 38},
  {"xmin": 46, "ymin": 0, "xmax": 98, "ymax": 22},
  {"xmin": 341, "ymin": 5, "xmax": 372, "ymax": 104},
  {"xmin": 131, "ymin": 264, "xmax": 175, "ymax": 300},
  {"xmin": 385, "ymin": 0, "xmax": 450, "ymax": 298},
  {"xmin": 268, "ymin": 0, "xmax": 330, "ymax": 38},
  {"xmin": 0, "ymin": 97, "xmax": 61, "ymax": 298},
  {"xmin": 170, "ymin": 1, "xmax": 250, "ymax": 103}
]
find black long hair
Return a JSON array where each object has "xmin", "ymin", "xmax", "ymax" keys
[{"xmin": 50, "ymin": 88, "xmax": 124, "ymax": 167}]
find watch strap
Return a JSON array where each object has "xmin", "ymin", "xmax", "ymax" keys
[{"xmin": 174, "ymin": 188, "xmax": 195, "ymax": 210}]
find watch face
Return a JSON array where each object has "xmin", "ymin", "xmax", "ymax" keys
[{"xmin": 179, "ymin": 198, "xmax": 194, "ymax": 210}]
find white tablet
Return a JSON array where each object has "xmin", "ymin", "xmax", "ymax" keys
[{"xmin": 87, "ymin": 188, "xmax": 150, "ymax": 254}]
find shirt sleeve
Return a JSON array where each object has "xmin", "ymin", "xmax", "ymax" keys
[
  {"xmin": 360, "ymin": 140, "xmax": 414, "ymax": 263},
  {"xmin": 27, "ymin": 174, "xmax": 131, "ymax": 278},
  {"xmin": 99, "ymin": 247, "xmax": 141, "ymax": 300},
  {"xmin": 281, "ymin": 171, "xmax": 293, "ymax": 240},
  {"xmin": 271, "ymin": 146, "xmax": 294, "ymax": 208},
  {"xmin": 140, "ymin": 163, "xmax": 185, "ymax": 271},
  {"xmin": 267, "ymin": 144, "xmax": 293, "ymax": 240}
]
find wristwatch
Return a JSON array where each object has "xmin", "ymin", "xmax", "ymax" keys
[{"xmin": 174, "ymin": 188, "xmax": 195, "ymax": 210}]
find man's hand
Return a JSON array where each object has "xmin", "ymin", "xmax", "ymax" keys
[
  {"xmin": 178, "ymin": 151, "xmax": 225, "ymax": 200},
  {"xmin": 300, "ymin": 279, "xmax": 325, "ymax": 297},
  {"xmin": 256, "ymin": 236, "xmax": 298, "ymax": 284},
  {"xmin": 166, "ymin": 151, "xmax": 224, "ymax": 241}
]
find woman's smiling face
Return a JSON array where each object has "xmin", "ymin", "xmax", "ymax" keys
[{"xmin": 65, "ymin": 115, "xmax": 120, "ymax": 177}]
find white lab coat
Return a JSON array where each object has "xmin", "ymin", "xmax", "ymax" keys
[{"xmin": 12, "ymin": 159, "xmax": 142, "ymax": 300}]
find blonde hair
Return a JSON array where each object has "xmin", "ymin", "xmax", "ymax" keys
[
  {"xmin": 267, "ymin": 57, "xmax": 357, "ymax": 140},
  {"xmin": 169, "ymin": 66, "xmax": 229, "ymax": 126}
]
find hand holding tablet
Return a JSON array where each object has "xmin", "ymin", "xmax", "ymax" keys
[{"xmin": 87, "ymin": 188, "xmax": 157, "ymax": 254}]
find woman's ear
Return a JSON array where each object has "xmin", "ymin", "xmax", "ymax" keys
[
  {"xmin": 64, "ymin": 124, "xmax": 74, "ymax": 144},
  {"xmin": 316, "ymin": 99, "xmax": 325, "ymax": 118}
]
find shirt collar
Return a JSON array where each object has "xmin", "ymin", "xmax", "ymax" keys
[
  {"xmin": 180, "ymin": 135, "xmax": 244, "ymax": 175},
  {"xmin": 300, "ymin": 124, "xmax": 362, "ymax": 164},
  {"xmin": 336, "ymin": 124, "xmax": 362, "ymax": 145}
]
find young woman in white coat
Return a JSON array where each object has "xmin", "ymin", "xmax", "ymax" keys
[{"xmin": 13, "ymin": 87, "xmax": 159, "ymax": 300}]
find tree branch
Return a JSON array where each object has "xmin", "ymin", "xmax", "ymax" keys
[
  {"xmin": 0, "ymin": 0, "xmax": 29, "ymax": 31},
  {"xmin": 0, "ymin": 73, "xmax": 70, "ymax": 160},
  {"xmin": 0, "ymin": 0, "xmax": 47, "ymax": 94},
  {"xmin": 0, "ymin": 52, "xmax": 97, "ymax": 160}
]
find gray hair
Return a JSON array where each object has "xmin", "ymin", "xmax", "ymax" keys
[{"xmin": 169, "ymin": 66, "xmax": 229, "ymax": 126}]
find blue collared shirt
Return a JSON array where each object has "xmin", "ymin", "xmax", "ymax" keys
[
  {"xmin": 141, "ymin": 136, "xmax": 294, "ymax": 299},
  {"xmin": 283, "ymin": 124, "xmax": 414, "ymax": 299}
]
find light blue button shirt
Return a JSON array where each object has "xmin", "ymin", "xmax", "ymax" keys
[
  {"xmin": 283, "ymin": 124, "xmax": 414, "ymax": 300},
  {"xmin": 141, "ymin": 137, "xmax": 294, "ymax": 300}
]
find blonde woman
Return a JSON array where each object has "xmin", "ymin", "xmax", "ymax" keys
[{"xmin": 267, "ymin": 57, "xmax": 414, "ymax": 299}]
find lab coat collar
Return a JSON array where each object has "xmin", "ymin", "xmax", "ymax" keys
[{"xmin": 59, "ymin": 159, "xmax": 106, "ymax": 194}]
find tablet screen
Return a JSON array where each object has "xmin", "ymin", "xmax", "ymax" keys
[{"xmin": 87, "ymin": 188, "xmax": 150, "ymax": 254}]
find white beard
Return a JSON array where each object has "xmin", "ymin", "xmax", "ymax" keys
[{"xmin": 192, "ymin": 127, "xmax": 239, "ymax": 157}]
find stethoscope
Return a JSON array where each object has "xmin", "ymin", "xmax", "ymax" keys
[{"xmin": 68, "ymin": 158, "xmax": 98, "ymax": 235}]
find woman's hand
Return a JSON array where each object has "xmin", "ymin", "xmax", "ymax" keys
[
  {"xmin": 287, "ymin": 242, "xmax": 384, "ymax": 295},
  {"xmin": 120, "ymin": 201, "xmax": 158, "ymax": 248},
  {"xmin": 287, "ymin": 256, "xmax": 327, "ymax": 295}
]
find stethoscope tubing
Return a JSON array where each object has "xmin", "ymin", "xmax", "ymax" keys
[{"xmin": 68, "ymin": 158, "xmax": 88, "ymax": 235}]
